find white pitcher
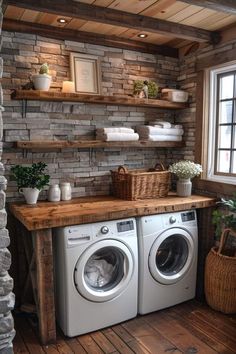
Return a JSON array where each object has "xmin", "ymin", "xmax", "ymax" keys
[{"xmin": 19, "ymin": 187, "xmax": 40, "ymax": 205}]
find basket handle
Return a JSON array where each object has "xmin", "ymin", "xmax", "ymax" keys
[
  {"xmin": 218, "ymin": 228, "xmax": 236, "ymax": 255},
  {"xmin": 118, "ymin": 165, "xmax": 128, "ymax": 174},
  {"xmin": 154, "ymin": 162, "xmax": 165, "ymax": 171}
]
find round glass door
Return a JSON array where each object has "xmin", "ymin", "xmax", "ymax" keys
[
  {"xmin": 74, "ymin": 239, "xmax": 134, "ymax": 302},
  {"xmin": 149, "ymin": 228, "xmax": 194, "ymax": 285}
]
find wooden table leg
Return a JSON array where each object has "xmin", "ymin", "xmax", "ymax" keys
[{"xmin": 32, "ymin": 228, "xmax": 56, "ymax": 345}]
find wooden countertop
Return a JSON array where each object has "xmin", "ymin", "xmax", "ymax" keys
[{"xmin": 9, "ymin": 193, "xmax": 216, "ymax": 231}]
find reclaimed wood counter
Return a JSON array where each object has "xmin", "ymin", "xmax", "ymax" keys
[
  {"xmin": 10, "ymin": 193, "xmax": 215, "ymax": 231},
  {"xmin": 9, "ymin": 193, "xmax": 216, "ymax": 345}
]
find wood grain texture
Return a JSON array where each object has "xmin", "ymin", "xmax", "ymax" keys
[
  {"xmin": 11, "ymin": 90, "xmax": 188, "ymax": 109},
  {"xmin": 9, "ymin": 194, "xmax": 216, "ymax": 231},
  {"xmin": 32, "ymin": 229, "xmax": 56, "ymax": 345},
  {"xmin": 5, "ymin": 0, "xmax": 220, "ymax": 43},
  {"xmin": 13, "ymin": 300, "xmax": 236, "ymax": 353},
  {"xmin": 181, "ymin": 0, "xmax": 236, "ymax": 15},
  {"xmin": 3, "ymin": 18, "xmax": 178, "ymax": 57},
  {"xmin": 16, "ymin": 140, "xmax": 185, "ymax": 150}
]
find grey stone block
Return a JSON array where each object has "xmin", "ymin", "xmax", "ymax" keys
[
  {"xmin": 0, "ymin": 293, "xmax": 15, "ymax": 314},
  {"xmin": 0, "ymin": 249, "xmax": 11, "ymax": 273},
  {"xmin": 0, "ymin": 178, "xmax": 6, "ymax": 191},
  {"xmin": 0, "ymin": 210, "xmax": 6, "ymax": 229},
  {"xmin": 0, "ymin": 164, "xmax": 4, "ymax": 176},
  {"xmin": 0, "ymin": 330, "xmax": 15, "ymax": 352},
  {"xmin": 0, "ymin": 192, "xmax": 5, "ymax": 210},
  {"xmin": 0, "ymin": 312, "xmax": 14, "ymax": 334},
  {"xmin": 0, "ymin": 274, "xmax": 13, "ymax": 296},
  {"xmin": 0, "ymin": 229, "xmax": 9, "ymax": 248}
]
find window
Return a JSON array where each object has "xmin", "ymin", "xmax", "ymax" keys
[{"xmin": 205, "ymin": 62, "xmax": 236, "ymax": 185}]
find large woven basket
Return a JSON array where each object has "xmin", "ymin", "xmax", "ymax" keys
[
  {"xmin": 110, "ymin": 163, "xmax": 170, "ymax": 200},
  {"xmin": 204, "ymin": 228, "xmax": 236, "ymax": 314}
]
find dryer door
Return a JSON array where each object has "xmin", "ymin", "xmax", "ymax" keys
[
  {"xmin": 149, "ymin": 228, "xmax": 194, "ymax": 285},
  {"xmin": 74, "ymin": 239, "xmax": 134, "ymax": 302}
]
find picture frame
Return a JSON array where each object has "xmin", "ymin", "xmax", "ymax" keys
[{"xmin": 70, "ymin": 52, "xmax": 101, "ymax": 95}]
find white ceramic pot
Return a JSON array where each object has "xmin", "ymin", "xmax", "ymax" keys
[
  {"xmin": 32, "ymin": 74, "xmax": 51, "ymax": 91},
  {"xmin": 176, "ymin": 178, "xmax": 192, "ymax": 197},
  {"xmin": 19, "ymin": 187, "xmax": 40, "ymax": 204}
]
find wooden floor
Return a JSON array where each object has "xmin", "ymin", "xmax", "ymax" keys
[{"xmin": 13, "ymin": 300, "xmax": 236, "ymax": 354}]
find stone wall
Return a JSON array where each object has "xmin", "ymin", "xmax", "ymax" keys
[
  {"xmin": 1, "ymin": 31, "xmax": 182, "ymax": 202},
  {"xmin": 0, "ymin": 4, "xmax": 15, "ymax": 353}
]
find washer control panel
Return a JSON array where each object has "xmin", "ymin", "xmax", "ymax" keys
[
  {"xmin": 101, "ymin": 226, "xmax": 109, "ymax": 234},
  {"xmin": 117, "ymin": 220, "xmax": 134, "ymax": 233},
  {"xmin": 181, "ymin": 211, "xmax": 195, "ymax": 222}
]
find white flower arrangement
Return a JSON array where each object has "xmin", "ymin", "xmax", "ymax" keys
[{"xmin": 169, "ymin": 160, "xmax": 202, "ymax": 180}]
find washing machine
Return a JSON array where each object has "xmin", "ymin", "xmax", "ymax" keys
[
  {"xmin": 137, "ymin": 210, "xmax": 198, "ymax": 314},
  {"xmin": 53, "ymin": 218, "xmax": 138, "ymax": 337}
]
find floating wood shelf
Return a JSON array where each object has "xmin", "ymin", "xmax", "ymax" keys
[
  {"xmin": 11, "ymin": 90, "xmax": 188, "ymax": 109},
  {"xmin": 16, "ymin": 140, "xmax": 185, "ymax": 150}
]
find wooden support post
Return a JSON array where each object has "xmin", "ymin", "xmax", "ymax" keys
[
  {"xmin": 196, "ymin": 207, "xmax": 215, "ymax": 301},
  {"xmin": 32, "ymin": 229, "xmax": 56, "ymax": 345}
]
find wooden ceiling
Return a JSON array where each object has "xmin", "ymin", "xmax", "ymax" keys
[{"xmin": 3, "ymin": 0, "xmax": 236, "ymax": 57}]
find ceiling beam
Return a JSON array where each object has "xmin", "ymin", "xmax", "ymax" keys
[
  {"xmin": 180, "ymin": 0, "xmax": 236, "ymax": 15},
  {"xmin": 2, "ymin": 18, "xmax": 178, "ymax": 57},
  {"xmin": 4, "ymin": 0, "xmax": 220, "ymax": 44}
]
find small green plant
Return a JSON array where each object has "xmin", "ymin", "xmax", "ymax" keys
[
  {"xmin": 133, "ymin": 80, "xmax": 144, "ymax": 95},
  {"xmin": 39, "ymin": 63, "xmax": 49, "ymax": 75},
  {"xmin": 147, "ymin": 81, "xmax": 158, "ymax": 98},
  {"xmin": 11, "ymin": 162, "xmax": 50, "ymax": 190},
  {"xmin": 212, "ymin": 195, "xmax": 236, "ymax": 239}
]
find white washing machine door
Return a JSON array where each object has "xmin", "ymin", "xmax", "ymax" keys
[
  {"xmin": 149, "ymin": 228, "xmax": 194, "ymax": 285},
  {"xmin": 74, "ymin": 239, "xmax": 134, "ymax": 302}
]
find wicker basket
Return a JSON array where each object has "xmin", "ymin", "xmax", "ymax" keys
[
  {"xmin": 110, "ymin": 163, "xmax": 170, "ymax": 200},
  {"xmin": 204, "ymin": 228, "xmax": 236, "ymax": 314}
]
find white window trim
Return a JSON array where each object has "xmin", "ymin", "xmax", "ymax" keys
[{"xmin": 204, "ymin": 61, "xmax": 236, "ymax": 185}]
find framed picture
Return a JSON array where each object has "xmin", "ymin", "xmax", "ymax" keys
[{"xmin": 70, "ymin": 53, "xmax": 101, "ymax": 95}]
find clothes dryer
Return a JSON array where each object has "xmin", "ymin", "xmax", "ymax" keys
[
  {"xmin": 54, "ymin": 218, "xmax": 138, "ymax": 336},
  {"xmin": 137, "ymin": 210, "xmax": 198, "ymax": 314}
]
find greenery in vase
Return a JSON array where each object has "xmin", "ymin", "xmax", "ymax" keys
[
  {"xmin": 39, "ymin": 63, "xmax": 49, "ymax": 75},
  {"xmin": 212, "ymin": 195, "xmax": 236, "ymax": 239},
  {"xmin": 11, "ymin": 162, "xmax": 50, "ymax": 190},
  {"xmin": 168, "ymin": 160, "xmax": 202, "ymax": 179},
  {"xmin": 147, "ymin": 81, "xmax": 158, "ymax": 98},
  {"xmin": 133, "ymin": 80, "xmax": 144, "ymax": 95}
]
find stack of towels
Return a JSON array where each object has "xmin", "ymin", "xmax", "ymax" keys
[
  {"xmin": 96, "ymin": 127, "xmax": 139, "ymax": 141},
  {"xmin": 136, "ymin": 121, "xmax": 184, "ymax": 141}
]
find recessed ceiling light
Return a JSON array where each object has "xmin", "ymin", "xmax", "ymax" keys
[
  {"xmin": 57, "ymin": 18, "xmax": 67, "ymax": 24},
  {"xmin": 138, "ymin": 33, "xmax": 148, "ymax": 38}
]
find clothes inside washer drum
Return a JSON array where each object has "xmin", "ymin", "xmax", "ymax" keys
[{"xmin": 84, "ymin": 257, "xmax": 115, "ymax": 288}]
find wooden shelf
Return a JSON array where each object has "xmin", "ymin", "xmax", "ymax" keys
[
  {"xmin": 11, "ymin": 90, "xmax": 188, "ymax": 110},
  {"xmin": 16, "ymin": 139, "xmax": 185, "ymax": 150}
]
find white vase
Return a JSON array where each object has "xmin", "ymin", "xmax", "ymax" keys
[
  {"xmin": 19, "ymin": 187, "xmax": 40, "ymax": 204},
  {"xmin": 32, "ymin": 74, "xmax": 51, "ymax": 91},
  {"xmin": 176, "ymin": 178, "xmax": 192, "ymax": 197}
]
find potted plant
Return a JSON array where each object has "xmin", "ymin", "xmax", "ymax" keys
[
  {"xmin": 11, "ymin": 162, "xmax": 50, "ymax": 204},
  {"xmin": 133, "ymin": 80, "xmax": 144, "ymax": 97},
  {"xmin": 32, "ymin": 63, "xmax": 51, "ymax": 91},
  {"xmin": 147, "ymin": 81, "xmax": 158, "ymax": 98},
  {"xmin": 212, "ymin": 195, "xmax": 236, "ymax": 240},
  {"xmin": 168, "ymin": 160, "xmax": 202, "ymax": 197}
]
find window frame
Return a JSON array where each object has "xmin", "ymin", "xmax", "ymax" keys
[
  {"xmin": 194, "ymin": 53, "xmax": 236, "ymax": 195},
  {"xmin": 206, "ymin": 63, "xmax": 236, "ymax": 184}
]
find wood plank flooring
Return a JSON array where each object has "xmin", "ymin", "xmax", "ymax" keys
[{"xmin": 13, "ymin": 300, "xmax": 236, "ymax": 354}]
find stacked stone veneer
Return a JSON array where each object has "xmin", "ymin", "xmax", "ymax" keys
[
  {"xmin": 1, "ymin": 31, "xmax": 182, "ymax": 202},
  {"xmin": 0, "ymin": 4, "xmax": 15, "ymax": 353}
]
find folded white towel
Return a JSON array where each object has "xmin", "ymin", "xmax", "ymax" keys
[
  {"xmin": 144, "ymin": 134, "xmax": 182, "ymax": 142},
  {"xmin": 137, "ymin": 126, "xmax": 184, "ymax": 136},
  {"xmin": 172, "ymin": 124, "xmax": 183, "ymax": 129},
  {"xmin": 149, "ymin": 121, "xmax": 172, "ymax": 129},
  {"xmin": 97, "ymin": 132, "xmax": 139, "ymax": 141},
  {"xmin": 96, "ymin": 127, "xmax": 134, "ymax": 134}
]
